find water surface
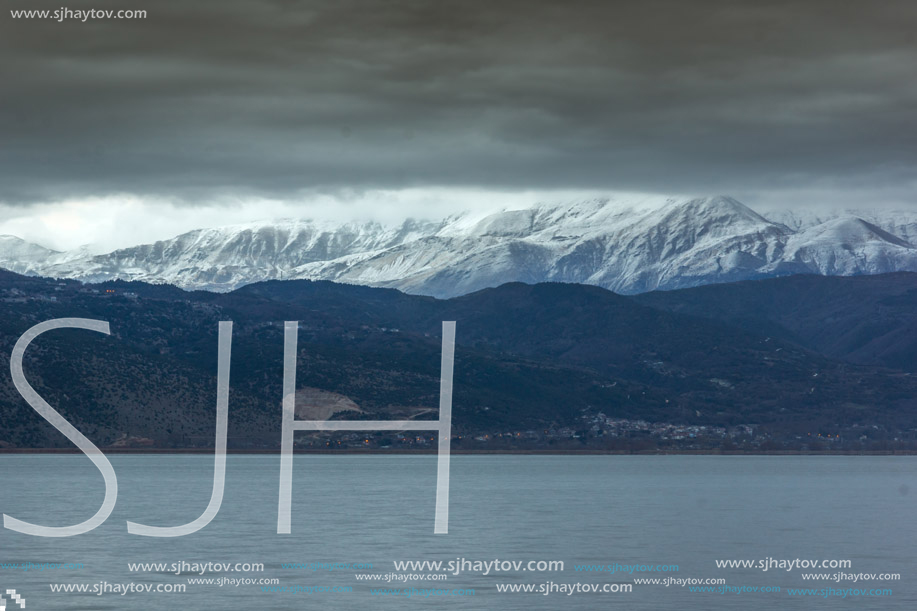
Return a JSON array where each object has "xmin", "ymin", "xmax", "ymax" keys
[{"xmin": 0, "ymin": 455, "xmax": 914, "ymax": 609}]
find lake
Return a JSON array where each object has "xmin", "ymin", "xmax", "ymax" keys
[{"xmin": 0, "ymin": 454, "xmax": 914, "ymax": 609}]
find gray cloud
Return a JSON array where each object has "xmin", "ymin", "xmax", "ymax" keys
[{"xmin": 1, "ymin": 0, "xmax": 915, "ymax": 206}]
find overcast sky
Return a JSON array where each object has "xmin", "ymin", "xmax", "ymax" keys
[{"xmin": 1, "ymin": 0, "xmax": 915, "ymax": 250}]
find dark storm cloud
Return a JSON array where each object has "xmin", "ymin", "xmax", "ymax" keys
[{"xmin": 0, "ymin": 0, "xmax": 915, "ymax": 204}]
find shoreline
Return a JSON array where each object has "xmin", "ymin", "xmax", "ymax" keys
[{"xmin": 1, "ymin": 448, "xmax": 915, "ymax": 456}]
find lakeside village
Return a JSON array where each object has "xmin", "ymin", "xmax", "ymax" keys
[
  {"xmin": 291, "ymin": 414, "xmax": 753, "ymax": 451},
  {"xmin": 285, "ymin": 413, "xmax": 911, "ymax": 453}
]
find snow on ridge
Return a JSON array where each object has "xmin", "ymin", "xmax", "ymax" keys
[{"xmin": 2, "ymin": 194, "xmax": 917, "ymax": 296}]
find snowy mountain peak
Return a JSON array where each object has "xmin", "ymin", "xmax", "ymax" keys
[
  {"xmin": 3, "ymin": 195, "xmax": 917, "ymax": 297},
  {"xmin": 0, "ymin": 235, "xmax": 61, "ymax": 275},
  {"xmin": 794, "ymin": 216, "xmax": 913, "ymax": 249}
]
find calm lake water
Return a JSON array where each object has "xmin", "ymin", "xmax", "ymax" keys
[{"xmin": 0, "ymin": 455, "xmax": 915, "ymax": 609}]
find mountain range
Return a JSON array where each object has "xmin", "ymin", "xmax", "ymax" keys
[
  {"xmin": 2, "ymin": 270, "xmax": 917, "ymax": 451},
  {"xmin": 3, "ymin": 195, "xmax": 917, "ymax": 297}
]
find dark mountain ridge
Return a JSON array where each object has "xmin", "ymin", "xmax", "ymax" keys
[{"xmin": 1, "ymin": 270, "xmax": 916, "ymax": 451}]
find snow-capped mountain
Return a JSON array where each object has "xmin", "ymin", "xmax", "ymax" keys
[
  {"xmin": 0, "ymin": 235, "xmax": 59, "ymax": 275},
  {"xmin": 2, "ymin": 195, "xmax": 917, "ymax": 297},
  {"xmin": 26, "ymin": 217, "xmax": 444, "ymax": 291},
  {"xmin": 760, "ymin": 207, "xmax": 917, "ymax": 245}
]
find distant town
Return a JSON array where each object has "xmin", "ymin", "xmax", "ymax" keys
[
  {"xmin": 97, "ymin": 412, "xmax": 915, "ymax": 454},
  {"xmin": 277, "ymin": 412, "xmax": 913, "ymax": 453}
]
